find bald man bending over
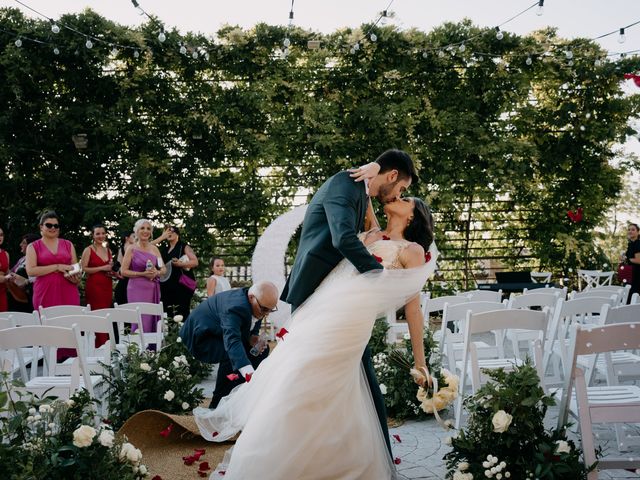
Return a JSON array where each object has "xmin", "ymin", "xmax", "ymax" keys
[{"xmin": 180, "ymin": 281, "xmax": 279, "ymax": 408}]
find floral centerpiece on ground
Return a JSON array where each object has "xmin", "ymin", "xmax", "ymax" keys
[
  {"xmin": 0, "ymin": 374, "xmax": 148, "ymax": 479},
  {"xmin": 98, "ymin": 315, "xmax": 205, "ymax": 429},
  {"xmin": 370, "ymin": 319, "xmax": 458, "ymax": 420},
  {"xmin": 444, "ymin": 361, "xmax": 597, "ymax": 479}
]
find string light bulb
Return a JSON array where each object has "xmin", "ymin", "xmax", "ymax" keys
[
  {"xmin": 536, "ymin": 0, "xmax": 544, "ymax": 16},
  {"xmin": 179, "ymin": 44, "xmax": 187, "ymax": 55},
  {"xmin": 459, "ymin": 43, "xmax": 466, "ymax": 52},
  {"xmin": 618, "ymin": 28, "xmax": 626, "ymax": 44},
  {"xmin": 53, "ymin": 47, "xmax": 59, "ymax": 55},
  {"xmin": 191, "ymin": 50, "xmax": 198, "ymax": 59},
  {"xmin": 85, "ymin": 39, "xmax": 93, "ymax": 49},
  {"xmin": 565, "ymin": 49, "xmax": 573, "ymax": 60},
  {"xmin": 370, "ymin": 33, "xmax": 377, "ymax": 42},
  {"xmin": 158, "ymin": 31, "xmax": 166, "ymax": 43},
  {"xmin": 288, "ymin": 10, "xmax": 294, "ymax": 28},
  {"xmin": 14, "ymin": 38, "xmax": 22, "ymax": 48},
  {"xmin": 111, "ymin": 46, "xmax": 118, "ymax": 56},
  {"xmin": 422, "ymin": 51, "xmax": 428, "ymax": 58},
  {"xmin": 594, "ymin": 58, "xmax": 602, "ymax": 67},
  {"xmin": 380, "ymin": 10, "xmax": 388, "ymax": 27},
  {"xmin": 495, "ymin": 27, "xmax": 504, "ymax": 41},
  {"xmin": 51, "ymin": 23, "xmax": 60, "ymax": 34},
  {"xmin": 353, "ymin": 42, "xmax": 360, "ymax": 51},
  {"xmin": 283, "ymin": 37, "xmax": 291, "ymax": 48},
  {"xmin": 133, "ymin": 49, "xmax": 140, "ymax": 58},
  {"xmin": 526, "ymin": 56, "xmax": 532, "ymax": 65}
]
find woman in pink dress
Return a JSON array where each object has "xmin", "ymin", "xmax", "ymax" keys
[
  {"xmin": 26, "ymin": 211, "xmax": 81, "ymax": 310},
  {"xmin": 121, "ymin": 219, "xmax": 166, "ymax": 344},
  {"xmin": 0, "ymin": 226, "xmax": 9, "ymax": 312}
]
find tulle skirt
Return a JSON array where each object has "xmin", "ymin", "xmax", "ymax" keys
[{"xmin": 194, "ymin": 256, "xmax": 435, "ymax": 480}]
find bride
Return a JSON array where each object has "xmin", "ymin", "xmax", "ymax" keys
[{"xmin": 194, "ymin": 196, "xmax": 437, "ymax": 479}]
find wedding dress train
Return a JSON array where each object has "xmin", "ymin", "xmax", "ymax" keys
[{"xmin": 194, "ymin": 238, "xmax": 437, "ymax": 479}]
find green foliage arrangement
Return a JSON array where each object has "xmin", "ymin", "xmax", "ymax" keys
[
  {"xmin": 0, "ymin": 374, "xmax": 148, "ymax": 480},
  {"xmin": 98, "ymin": 316, "xmax": 207, "ymax": 429},
  {"xmin": 444, "ymin": 362, "xmax": 596, "ymax": 480}
]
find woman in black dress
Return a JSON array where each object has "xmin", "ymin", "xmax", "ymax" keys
[
  {"xmin": 155, "ymin": 226, "xmax": 199, "ymax": 318},
  {"xmin": 624, "ymin": 223, "xmax": 640, "ymax": 303},
  {"xmin": 114, "ymin": 231, "xmax": 135, "ymax": 305}
]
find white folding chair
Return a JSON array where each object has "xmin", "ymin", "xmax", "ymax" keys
[
  {"xmin": 92, "ymin": 307, "xmax": 145, "ymax": 352},
  {"xmin": 0, "ymin": 324, "xmax": 95, "ymax": 401},
  {"xmin": 583, "ymin": 285, "xmax": 630, "ymax": 306},
  {"xmin": 463, "ymin": 290, "xmax": 502, "ymax": 303},
  {"xmin": 41, "ymin": 314, "xmax": 116, "ymax": 376},
  {"xmin": 440, "ymin": 301, "xmax": 505, "ymax": 372},
  {"xmin": 39, "ymin": 305, "xmax": 91, "ymax": 319},
  {"xmin": 454, "ymin": 308, "xmax": 550, "ymax": 428},
  {"xmin": 531, "ymin": 272, "xmax": 552, "ymax": 283},
  {"xmin": 630, "ymin": 293, "xmax": 639, "ymax": 305},
  {"xmin": 114, "ymin": 302, "xmax": 167, "ymax": 349},
  {"xmin": 0, "ymin": 317, "xmax": 28, "ymax": 380},
  {"xmin": 577, "ymin": 270, "xmax": 614, "ymax": 290},
  {"xmin": 558, "ymin": 323, "xmax": 640, "ymax": 477},
  {"xmin": 0, "ymin": 311, "xmax": 43, "ymax": 379}
]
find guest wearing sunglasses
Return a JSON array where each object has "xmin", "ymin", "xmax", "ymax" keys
[
  {"xmin": 179, "ymin": 281, "xmax": 277, "ymax": 408},
  {"xmin": 26, "ymin": 211, "xmax": 81, "ymax": 327}
]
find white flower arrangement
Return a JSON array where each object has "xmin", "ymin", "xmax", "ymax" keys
[
  {"xmin": 416, "ymin": 369, "xmax": 459, "ymax": 413},
  {"xmin": 491, "ymin": 410, "xmax": 513, "ymax": 433},
  {"xmin": 72, "ymin": 425, "xmax": 96, "ymax": 448}
]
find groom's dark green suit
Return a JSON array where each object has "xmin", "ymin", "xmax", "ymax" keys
[{"xmin": 281, "ymin": 170, "xmax": 393, "ymax": 456}]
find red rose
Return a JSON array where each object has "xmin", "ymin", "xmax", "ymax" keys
[
  {"xmin": 424, "ymin": 252, "xmax": 432, "ymax": 263},
  {"xmin": 275, "ymin": 327, "xmax": 289, "ymax": 340},
  {"xmin": 159, "ymin": 423, "xmax": 173, "ymax": 438},
  {"xmin": 394, "ymin": 457, "xmax": 402, "ymax": 465},
  {"xmin": 373, "ymin": 255, "xmax": 383, "ymax": 263}
]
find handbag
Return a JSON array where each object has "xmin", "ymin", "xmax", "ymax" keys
[{"xmin": 617, "ymin": 263, "xmax": 633, "ymax": 285}]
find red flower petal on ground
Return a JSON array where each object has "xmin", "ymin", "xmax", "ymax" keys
[
  {"xmin": 275, "ymin": 328, "xmax": 289, "ymax": 340},
  {"xmin": 199, "ymin": 462, "xmax": 211, "ymax": 471},
  {"xmin": 245, "ymin": 372, "xmax": 253, "ymax": 382},
  {"xmin": 392, "ymin": 434, "xmax": 402, "ymax": 443},
  {"xmin": 424, "ymin": 252, "xmax": 432, "ymax": 263},
  {"xmin": 212, "ymin": 431, "xmax": 219, "ymax": 438},
  {"xmin": 159, "ymin": 423, "xmax": 173, "ymax": 438},
  {"xmin": 193, "ymin": 449, "xmax": 206, "ymax": 460},
  {"xmin": 151, "ymin": 476, "xmax": 162, "ymax": 480},
  {"xmin": 373, "ymin": 255, "xmax": 383, "ymax": 263},
  {"xmin": 198, "ymin": 471, "xmax": 207, "ymax": 477},
  {"xmin": 226, "ymin": 373, "xmax": 239, "ymax": 381},
  {"xmin": 394, "ymin": 457, "xmax": 402, "ymax": 465},
  {"xmin": 183, "ymin": 456, "xmax": 196, "ymax": 465},
  {"xmin": 195, "ymin": 448, "xmax": 206, "ymax": 454},
  {"xmin": 382, "ymin": 235, "xmax": 390, "ymax": 240},
  {"xmin": 219, "ymin": 472, "xmax": 226, "ymax": 476}
]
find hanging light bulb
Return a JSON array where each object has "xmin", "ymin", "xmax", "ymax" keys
[
  {"xmin": 380, "ymin": 10, "xmax": 388, "ymax": 27},
  {"xmin": 283, "ymin": 37, "xmax": 291, "ymax": 48},
  {"xmin": 204, "ymin": 52, "xmax": 210, "ymax": 61},
  {"xmin": 459, "ymin": 43, "xmax": 466, "ymax": 53},
  {"xmin": 191, "ymin": 50, "xmax": 198, "ymax": 59},
  {"xmin": 349, "ymin": 46, "xmax": 356, "ymax": 54},
  {"xmin": 14, "ymin": 38, "xmax": 22, "ymax": 48},
  {"xmin": 536, "ymin": 0, "xmax": 544, "ymax": 16},
  {"xmin": 618, "ymin": 28, "xmax": 626, "ymax": 44},
  {"xmin": 353, "ymin": 42, "xmax": 360, "ymax": 51},
  {"xmin": 288, "ymin": 10, "xmax": 294, "ymax": 28},
  {"xmin": 422, "ymin": 51, "xmax": 428, "ymax": 59},
  {"xmin": 565, "ymin": 49, "xmax": 573, "ymax": 60},
  {"xmin": 111, "ymin": 46, "xmax": 118, "ymax": 56},
  {"xmin": 53, "ymin": 47, "xmax": 60, "ymax": 55},
  {"xmin": 51, "ymin": 23, "xmax": 60, "ymax": 34},
  {"xmin": 85, "ymin": 39, "xmax": 93, "ymax": 49},
  {"xmin": 180, "ymin": 45, "xmax": 187, "ymax": 55},
  {"xmin": 495, "ymin": 27, "xmax": 503, "ymax": 40},
  {"xmin": 526, "ymin": 56, "xmax": 533, "ymax": 65},
  {"xmin": 594, "ymin": 58, "xmax": 602, "ymax": 67},
  {"xmin": 370, "ymin": 33, "xmax": 377, "ymax": 42},
  {"xmin": 438, "ymin": 50, "xmax": 445, "ymax": 58},
  {"xmin": 133, "ymin": 49, "xmax": 140, "ymax": 58},
  {"xmin": 158, "ymin": 31, "xmax": 166, "ymax": 43},
  {"xmin": 568, "ymin": 60, "xmax": 574, "ymax": 67}
]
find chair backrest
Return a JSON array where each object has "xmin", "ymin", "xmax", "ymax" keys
[
  {"xmin": 41, "ymin": 314, "xmax": 116, "ymax": 355},
  {"xmin": 92, "ymin": 307, "xmax": 145, "ymax": 348},
  {"xmin": 602, "ymin": 303, "xmax": 640, "ymax": 325},
  {"xmin": 531, "ymin": 272, "xmax": 552, "ymax": 283},
  {"xmin": 584, "ymin": 285, "xmax": 629, "ymax": 305},
  {"xmin": 424, "ymin": 295, "xmax": 469, "ymax": 314},
  {"xmin": 465, "ymin": 308, "xmax": 549, "ymax": 337},
  {"xmin": 0, "ymin": 318, "xmax": 15, "ymax": 330},
  {"xmin": 463, "ymin": 290, "xmax": 502, "ymax": 303},
  {"xmin": 0, "ymin": 311, "xmax": 41, "ymax": 326},
  {"xmin": 508, "ymin": 292, "xmax": 559, "ymax": 310},
  {"xmin": 0, "ymin": 324, "xmax": 93, "ymax": 396},
  {"xmin": 114, "ymin": 302, "xmax": 166, "ymax": 318},
  {"xmin": 40, "ymin": 305, "xmax": 89, "ymax": 319},
  {"xmin": 578, "ymin": 269, "xmax": 614, "ymax": 289},
  {"xmin": 442, "ymin": 301, "xmax": 504, "ymax": 325},
  {"xmin": 631, "ymin": 293, "xmax": 639, "ymax": 305},
  {"xmin": 419, "ymin": 292, "xmax": 431, "ymax": 318},
  {"xmin": 523, "ymin": 286, "xmax": 567, "ymax": 298}
]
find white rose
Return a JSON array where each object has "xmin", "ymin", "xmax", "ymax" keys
[
  {"xmin": 28, "ymin": 407, "xmax": 36, "ymax": 415},
  {"xmin": 182, "ymin": 402, "xmax": 190, "ymax": 410},
  {"xmin": 555, "ymin": 440, "xmax": 571, "ymax": 454},
  {"xmin": 140, "ymin": 362, "xmax": 151, "ymax": 372},
  {"xmin": 39, "ymin": 405, "xmax": 51, "ymax": 413},
  {"xmin": 139, "ymin": 465, "xmax": 147, "ymax": 475},
  {"xmin": 492, "ymin": 410, "xmax": 513, "ymax": 433},
  {"xmin": 173, "ymin": 315, "xmax": 183, "ymax": 323},
  {"xmin": 453, "ymin": 472, "xmax": 473, "ymax": 480},
  {"xmin": 379, "ymin": 384, "xmax": 387, "ymax": 395},
  {"xmin": 66, "ymin": 399, "xmax": 75, "ymax": 407},
  {"xmin": 98, "ymin": 429, "xmax": 114, "ymax": 447},
  {"xmin": 176, "ymin": 337, "xmax": 182, "ymax": 343},
  {"xmin": 458, "ymin": 462, "xmax": 469, "ymax": 471},
  {"xmin": 120, "ymin": 442, "xmax": 143, "ymax": 464},
  {"xmin": 72, "ymin": 425, "xmax": 96, "ymax": 448},
  {"xmin": 163, "ymin": 390, "xmax": 175, "ymax": 401},
  {"xmin": 403, "ymin": 333, "xmax": 411, "ymax": 340},
  {"xmin": 444, "ymin": 436, "xmax": 453, "ymax": 446}
]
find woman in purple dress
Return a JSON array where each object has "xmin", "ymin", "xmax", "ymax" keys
[{"xmin": 121, "ymin": 219, "xmax": 166, "ymax": 339}]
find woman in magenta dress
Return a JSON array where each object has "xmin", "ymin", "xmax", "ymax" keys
[
  {"xmin": 81, "ymin": 224, "xmax": 114, "ymax": 347},
  {"xmin": 0, "ymin": 226, "xmax": 9, "ymax": 312},
  {"xmin": 26, "ymin": 211, "xmax": 81, "ymax": 310},
  {"xmin": 121, "ymin": 219, "xmax": 166, "ymax": 343}
]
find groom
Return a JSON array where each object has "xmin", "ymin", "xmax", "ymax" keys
[{"xmin": 281, "ymin": 149, "xmax": 418, "ymax": 456}]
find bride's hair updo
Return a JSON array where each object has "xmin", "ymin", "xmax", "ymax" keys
[{"xmin": 404, "ymin": 198, "xmax": 434, "ymax": 252}]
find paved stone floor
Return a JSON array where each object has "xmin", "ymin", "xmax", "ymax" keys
[{"xmin": 199, "ymin": 368, "xmax": 640, "ymax": 479}]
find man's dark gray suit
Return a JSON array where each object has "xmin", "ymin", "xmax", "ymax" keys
[{"xmin": 281, "ymin": 170, "xmax": 392, "ymax": 455}]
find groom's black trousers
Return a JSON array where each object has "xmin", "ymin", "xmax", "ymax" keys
[{"xmin": 362, "ymin": 345, "xmax": 393, "ymax": 457}]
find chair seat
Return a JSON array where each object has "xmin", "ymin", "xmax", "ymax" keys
[
  {"xmin": 26, "ymin": 374, "xmax": 102, "ymax": 389},
  {"xmin": 565, "ymin": 385, "xmax": 640, "ymax": 412},
  {"xmin": 576, "ymin": 352, "xmax": 640, "ymax": 370},
  {"xmin": 457, "ymin": 357, "xmax": 525, "ymax": 372}
]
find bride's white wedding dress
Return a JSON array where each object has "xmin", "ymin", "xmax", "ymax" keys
[{"xmin": 194, "ymin": 236, "xmax": 438, "ymax": 479}]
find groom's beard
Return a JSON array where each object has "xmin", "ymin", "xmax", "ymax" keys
[{"xmin": 376, "ymin": 182, "xmax": 399, "ymax": 205}]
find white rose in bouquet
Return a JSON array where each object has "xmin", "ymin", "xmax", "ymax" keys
[
  {"xmin": 173, "ymin": 315, "xmax": 184, "ymax": 323},
  {"xmin": 164, "ymin": 389, "xmax": 175, "ymax": 401},
  {"xmin": 555, "ymin": 440, "xmax": 571, "ymax": 454},
  {"xmin": 140, "ymin": 362, "xmax": 151, "ymax": 372},
  {"xmin": 98, "ymin": 429, "xmax": 115, "ymax": 447},
  {"xmin": 492, "ymin": 410, "xmax": 513, "ymax": 433},
  {"xmin": 72, "ymin": 425, "xmax": 96, "ymax": 448}
]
